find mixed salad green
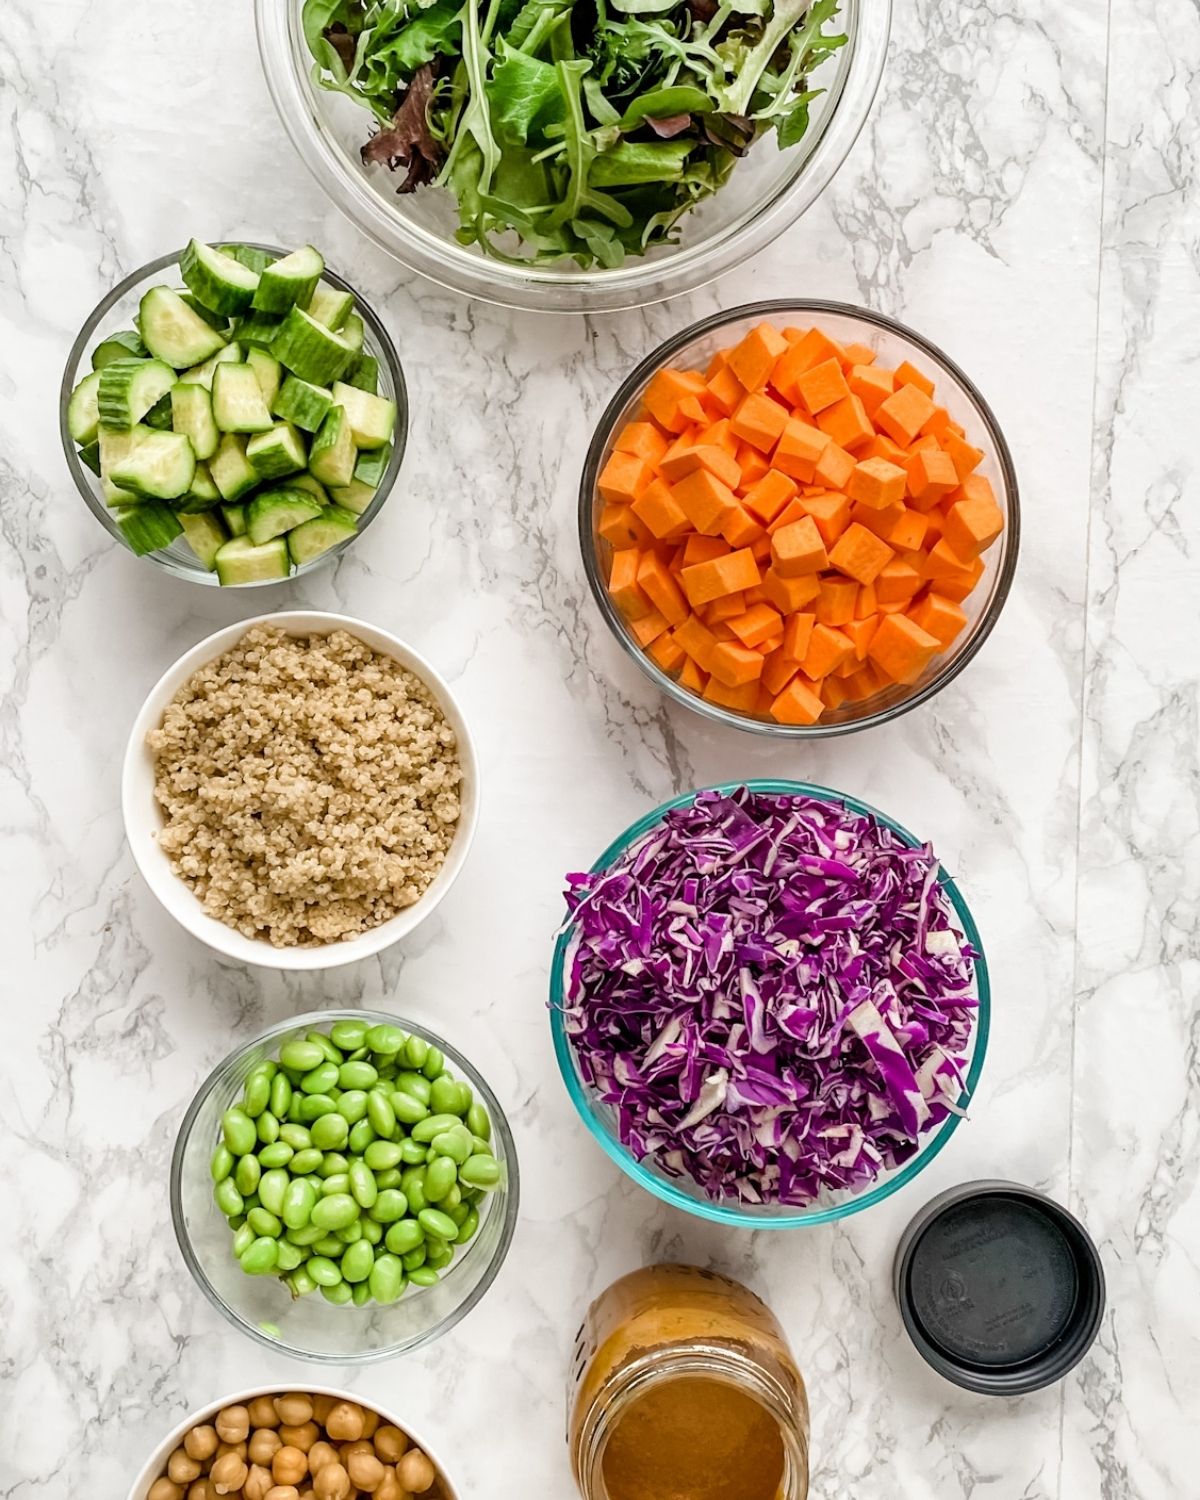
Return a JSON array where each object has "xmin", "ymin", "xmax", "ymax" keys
[{"xmin": 304, "ymin": 0, "xmax": 847, "ymax": 268}]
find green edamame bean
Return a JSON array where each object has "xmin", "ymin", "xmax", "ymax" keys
[
  {"xmin": 308, "ymin": 1256, "xmax": 342, "ymax": 1287},
  {"xmin": 401, "ymin": 1167, "xmax": 427, "ymax": 1214},
  {"xmin": 366, "ymin": 1090, "xmax": 396, "ymax": 1138},
  {"xmin": 301, "ymin": 1061, "xmax": 340, "ymax": 1095},
  {"xmin": 286, "ymin": 1224, "xmax": 325, "ymax": 1247},
  {"xmin": 349, "ymin": 1160, "xmax": 378, "ymax": 1209},
  {"xmin": 282, "ymin": 1179, "xmax": 317, "ymax": 1230},
  {"xmin": 270, "ymin": 1073, "xmax": 293, "ymax": 1118},
  {"xmin": 337, "ymin": 1089, "xmax": 368, "ymax": 1125},
  {"xmin": 431, "ymin": 1127, "xmax": 473, "ymax": 1165},
  {"xmin": 286, "ymin": 1097, "xmax": 306, "ymax": 1123},
  {"xmin": 339, "ymin": 1061, "xmax": 378, "ymax": 1090},
  {"xmin": 214, "ymin": 1179, "xmax": 244, "ymax": 1217},
  {"xmin": 257, "ymin": 1168, "xmax": 289, "ymax": 1217},
  {"xmin": 311, "ymin": 1193, "xmax": 358, "ymax": 1230},
  {"xmin": 275, "ymin": 1239, "xmax": 304, "ymax": 1271},
  {"xmin": 239, "ymin": 1236, "xmax": 279, "ymax": 1275},
  {"xmin": 395, "ymin": 1072, "xmax": 433, "ymax": 1106},
  {"xmin": 352, "ymin": 1280, "xmax": 372, "ymax": 1306},
  {"xmin": 290, "ymin": 1268, "xmax": 318, "ymax": 1298},
  {"xmin": 232, "ymin": 1223, "xmax": 255, "ymax": 1258},
  {"xmin": 242, "ymin": 1191, "xmax": 261, "ymax": 1211},
  {"xmin": 460, "ymin": 1153, "xmax": 502, "ymax": 1189},
  {"xmin": 234, "ymin": 1155, "xmax": 262, "ymax": 1196},
  {"xmin": 411, "ymin": 1113, "xmax": 462, "ymax": 1144},
  {"xmin": 347, "ymin": 1119, "xmax": 376, "ymax": 1154},
  {"xmin": 255, "ymin": 1110, "xmax": 280, "ymax": 1145},
  {"xmin": 320, "ymin": 1173, "xmax": 351, "ymax": 1197},
  {"xmin": 279, "ymin": 1123, "xmax": 311, "ymax": 1150},
  {"xmin": 341, "ymin": 1239, "xmax": 375, "ymax": 1283},
  {"xmin": 228, "ymin": 1213, "xmax": 245, "ymax": 1230},
  {"xmin": 319, "ymin": 1151, "xmax": 349, "ymax": 1178},
  {"xmin": 418, "ymin": 1207, "xmax": 458, "ymax": 1241},
  {"xmin": 385, "ymin": 1219, "xmax": 425, "ymax": 1256},
  {"xmin": 409, "ymin": 1266, "xmax": 440, "ymax": 1287},
  {"xmin": 375, "ymin": 1168, "xmax": 403, "ymax": 1190},
  {"xmin": 257, "ymin": 1142, "xmax": 293, "ymax": 1169},
  {"xmin": 336, "ymin": 1219, "xmax": 363, "ymax": 1244},
  {"xmin": 242, "ymin": 1071, "xmax": 271, "ymax": 1118},
  {"xmin": 297, "ymin": 1094, "xmax": 338, "ymax": 1123},
  {"xmin": 456, "ymin": 1208, "xmax": 480, "ymax": 1243},
  {"xmin": 429, "ymin": 1077, "xmax": 466, "ymax": 1117},
  {"xmin": 211, "ymin": 1144, "xmax": 234, "ymax": 1183},
  {"xmin": 362, "ymin": 1217, "xmax": 383, "ymax": 1245},
  {"xmin": 247, "ymin": 1206, "xmax": 281, "ymax": 1238},
  {"xmin": 330, "ymin": 1019, "xmax": 368, "ymax": 1052},
  {"xmin": 305, "ymin": 1030, "xmax": 344, "ymax": 1064},
  {"xmin": 364, "ymin": 1140, "xmax": 404, "ymax": 1171},
  {"xmin": 368, "ymin": 1188, "xmax": 408, "ymax": 1224},
  {"xmin": 448, "ymin": 1200, "xmax": 470, "ymax": 1227},
  {"xmin": 391, "ymin": 1092, "xmax": 429, "ymax": 1127},
  {"xmin": 366, "ymin": 1024, "xmax": 405, "ymax": 1055},
  {"xmin": 321, "ymin": 1280, "xmax": 353, "ymax": 1305},
  {"xmin": 310, "ymin": 1113, "xmax": 349, "ymax": 1151},
  {"xmin": 401, "ymin": 1245, "xmax": 427, "ymax": 1271},
  {"xmin": 403, "ymin": 1035, "xmax": 430, "ymax": 1069},
  {"xmin": 424, "ymin": 1156, "xmax": 458, "ymax": 1203},
  {"xmin": 467, "ymin": 1103, "xmax": 492, "ymax": 1142},
  {"xmin": 222, "ymin": 1108, "xmax": 257, "ymax": 1157},
  {"xmin": 280, "ymin": 1040, "xmax": 325, "ymax": 1073},
  {"xmin": 425, "ymin": 1241, "xmax": 454, "ymax": 1270},
  {"xmin": 369, "ymin": 1253, "xmax": 405, "ymax": 1304},
  {"xmin": 400, "ymin": 1139, "xmax": 428, "ymax": 1165},
  {"xmin": 421, "ymin": 1046, "xmax": 445, "ymax": 1080},
  {"xmin": 289, "ymin": 1148, "xmax": 323, "ymax": 1175}
]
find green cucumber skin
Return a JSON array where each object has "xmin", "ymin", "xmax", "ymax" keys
[
  {"xmin": 91, "ymin": 329, "xmax": 147, "ymax": 370},
  {"xmin": 115, "ymin": 500, "xmax": 184, "ymax": 556},
  {"xmin": 179, "ymin": 240, "xmax": 260, "ymax": 316},
  {"xmin": 246, "ymin": 421, "xmax": 308, "ymax": 482},
  {"xmin": 97, "ymin": 359, "xmax": 176, "ymax": 430},
  {"xmin": 214, "ymin": 534, "xmax": 291, "ymax": 585},
  {"xmin": 219, "ymin": 245, "xmax": 277, "ymax": 275},
  {"xmin": 270, "ymin": 307, "xmax": 357, "ymax": 387},
  {"xmin": 308, "ymin": 406, "xmax": 356, "ymax": 489},
  {"xmin": 139, "ymin": 286, "xmax": 228, "ymax": 370},
  {"xmin": 287, "ymin": 507, "xmax": 358, "ymax": 567},
  {"xmin": 220, "ymin": 502, "xmax": 249, "ymax": 536},
  {"xmin": 77, "ymin": 440, "xmax": 102, "ymax": 476},
  {"xmin": 272, "ymin": 376, "xmax": 333, "ymax": 433},
  {"xmin": 252, "ymin": 246, "xmax": 324, "ymax": 315},
  {"xmin": 353, "ymin": 443, "xmax": 391, "ymax": 489},
  {"xmin": 142, "ymin": 392, "xmax": 176, "ymax": 431},
  {"xmin": 179, "ymin": 509, "xmax": 229, "ymax": 569},
  {"xmin": 108, "ymin": 430, "xmax": 196, "ymax": 501},
  {"xmin": 246, "ymin": 488, "xmax": 323, "ymax": 545},
  {"xmin": 345, "ymin": 354, "xmax": 380, "ymax": 395},
  {"xmin": 235, "ymin": 312, "xmax": 284, "ymax": 351},
  {"xmin": 177, "ymin": 289, "xmax": 232, "ymax": 331}
]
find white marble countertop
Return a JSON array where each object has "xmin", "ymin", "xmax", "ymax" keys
[{"xmin": 2, "ymin": 0, "xmax": 1197, "ymax": 1494}]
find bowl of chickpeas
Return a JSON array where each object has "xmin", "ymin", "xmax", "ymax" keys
[{"xmin": 131, "ymin": 1386, "xmax": 458, "ymax": 1500}]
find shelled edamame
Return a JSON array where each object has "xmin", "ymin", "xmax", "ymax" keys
[{"xmin": 211, "ymin": 1022, "xmax": 502, "ymax": 1307}]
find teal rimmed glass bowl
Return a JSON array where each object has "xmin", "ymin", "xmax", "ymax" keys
[{"xmin": 549, "ymin": 779, "xmax": 989, "ymax": 1228}]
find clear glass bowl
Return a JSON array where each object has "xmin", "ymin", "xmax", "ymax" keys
[
  {"xmin": 254, "ymin": 0, "xmax": 890, "ymax": 313},
  {"xmin": 59, "ymin": 245, "xmax": 407, "ymax": 586},
  {"xmin": 579, "ymin": 300, "xmax": 1020, "ymax": 735},
  {"xmin": 549, "ymin": 779, "xmax": 990, "ymax": 1228},
  {"xmin": 171, "ymin": 1009, "xmax": 518, "ymax": 1360}
]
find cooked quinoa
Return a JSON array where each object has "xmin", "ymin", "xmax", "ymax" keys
[{"xmin": 148, "ymin": 625, "xmax": 463, "ymax": 947}]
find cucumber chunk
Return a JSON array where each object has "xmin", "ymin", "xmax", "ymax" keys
[
  {"xmin": 235, "ymin": 311, "xmax": 284, "ymax": 350},
  {"xmin": 212, "ymin": 362, "xmax": 273, "ymax": 434},
  {"xmin": 305, "ymin": 282, "xmax": 355, "ymax": 330},
  {"xmin": 272, "ymin": 375, "xmax": 333, "ymax": 433},
  {"xmin": 143, "ymin": 392, "xmax": 176, "ymax": 431},
  {"xmin": 309, "ymin": 406, "xmax": 356, "ymax": 488},
  {"xmin": 99, "ymin": 425, "xmax": 142, "ymax": 478},
  {"xmin": 171, "ymin": 382, "xmax": 220, "ymax": 461},
  {"xmin": 246, "ymin": 348, "xmax": 282, "ymax": 410},
  {"xmin": 219, "ymin": 244, "xmax": 277, "ymax": 275},
  {"xmin": 353, "ymin": 443, "xmax": 391, "ymax": 489},
  {"xmin": 346, "ymin": 354, "xmax": 379, "ymax": 394},
  {"xmin": 104, "ymin": 477, "xmax": 140, "ymax": 508},
  {"xmin": 91, "ymin": 329, "xmax": 147, "ymax": 370},
  {"xmin": 285, "ymin": 473, "xmax": 329, "ymax": 507},
  {"xmin": 328, "ymin": 479, "xmax": 377, "ymax": 515},
  {"xmin": 68, "ymin": 371, "xmax": 102, "ymax": 444},
  {"xmin": 173, "ymin": 459, "xmax": 222, "ymax": 512},
  {"xmin": 179, "ymin": 509, "xmax": 229, "ymax": 570},
  {"xmin": 77, "ymin": 440, "xmax": 102, "ymax": 476},
  {"xmin": 180, "ymin": 239, "xmax": 260, "ymax": 315},
  {"xmin": 97, "ymin": 359, "xmax": 177, "ymax": 430},
  {"xmin": 182, "ymin": 342, "xmax": 243, "ymax": 389},
  {"xmin": 246, "ymin": 487, "xmax": 323, "ymax": 545},
  {"xmin": 215, "ymin": 534, "xmax": 290, "ymax": 586},
  {"xmin": 271, "ymin": 307, "xmax": 357, "ymax": 386},
  {"xmin": 287, "ymin": 505, "xmax": 359, "ymax": 568},
  {"xmin": 210, "ymin": 433, "xmax": 260, "ymax": 501},
  {"xmin": 108, "ymin": 429, "xmax": 196, "ymax": 501},
  {"xmin": 115, "ymin": 500, "xmax": 184, "ymax": 555},
  {"xmin": 246, "ymin": 421, "xmax": 308, "ymax": 482},
  {"xmin": 221, "ymin": 502, "xmax": 248, "ymax": 536},
  {"xmin": 139, "ymin": 286, "xmax": 228, "ymax": 369},
  {"xmin": 330, "ymin": 382, "xmax": 397, "ymax": 450},
  {"xmin": 252, "ymin": 245, "xmax": 324, "ymax": 314},
  {"xmin": 176, "ymin": 289, "xmax": 231, "ymax": 331},
  {"xmin": 340, "ymin": 313, "xmax": 364, "ymax": 355}
]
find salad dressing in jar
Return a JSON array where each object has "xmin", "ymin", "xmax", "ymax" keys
[{"xmin": 568, "ymin": 1265, "xmax": 809, "ymax": 1500}]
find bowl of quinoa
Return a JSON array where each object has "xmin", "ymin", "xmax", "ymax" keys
[{"xmin": 122, "ymin": 612, "xmax": 479, "ymax": 969}]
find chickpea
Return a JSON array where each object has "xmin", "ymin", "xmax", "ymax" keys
[
  {"xmin": 249, "ymin": 1396, "xmax": 281, "ymax": 1429},
  {"xmin": 373, "ymin": 1426, "xmax": 409, "ymax": 1464},
  {"xmin": 340, "ymin": 1439, "xmax": 374, "ymax": 1462},
  {"xmin": 307, "ymin": 1442, "xmax": 339, "ymax": 1474},
  {"xmin": 250, "ymin": 1429, "xmax": 284, "ymax": 1467},
  {"xmin": 184, "ymin": 1426, "xmax": 219, "ymax": 1463},
  {"xmin": 168, "ymin": 1450, "xmax": 202, "ymax": 1485},
  {"xmin": 265, "ymin": 1489, "xmax": 301, "ymax": 1500},
  {"xmin": 311, "ymin": 1395, "xmax": 335, "ymax": 1425},
  {"xmin": 374, "ymin": 1468, "xmax": 408, "ymax": 1500},
  {"xmin": 359, "ymin": 1409, "xmax": 380, "ymax": 1440},
  {"xmin": 312, "ymin": 1462, "xmax": 352, "ymax": 1500},
  {"xmin": 280, "ymin": 1421, "xmax": 319, "ymax": 1453},
  {"xmin": 216, "ymin": 1406, "xmax": 251, "ymax": 1445},
  {"xmin": 188, "ymin": 1482, "xmax": 215, "ymax": 1500},
  {"xmin": 347, "ymin": 1451, "xmax": 385, "ymax": 1492},
  {"xmin": 216, "ymin": 1441, "xmax": 248, "ymax": 1461},
  {"xmin": 210, "ymin": 1452, "xmax": 249, "ymax": 1496},
  {"xmin": 148, "ymin": 1480, "xmax": 183, "ymax": 1500},
  {"xmin": 397, "ymin": 1450, "xmax": 436, "ymax": 1494},
  {"xmin": 244, "ymin": 1464, "xmax": 275, "ymax": 1500},
  {"xmin": 325, "ymin": 1401, "xmax": 364, "ymax": 1442},
  {"xmin": 274, "ymin": 1393, "xmax": 315, "ymax": 1427},
  {"xmin": 272, "ymin": 1446, "xmax": 309, "ymax": 1486}
]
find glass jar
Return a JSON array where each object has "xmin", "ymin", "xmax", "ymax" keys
[{"xmin": 569, "ymin": 1266, "xmax": 809, "ymax": 1500}]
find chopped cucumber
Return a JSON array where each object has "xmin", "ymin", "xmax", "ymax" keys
[
  {"xmin": 108, "ymin": 429, "xmax": 196, "ymax": 501},
  {"xmin": 143, "ymin": 392, "xmax": 176, "ymax": 431},
  {"xmin": 340, "ymin": 313, "xmax": 364, "ymax": 355},
  {"xmin": 176, "ymin": 289, "xmax": 231, "ymax": 331},
  {"xmin": 220, "ymin": 502, "xmax": 248, "ymax": 536},
  {"xmin": 77, "ymin": 440, "xmax": 102, "ymax": 476},
  {"xmin": 305, "ymin": 282, "xmax": 355, "ymax": 330},
  {"xmin": 212, "ymin": 362, "xmax": 273, "ymax": 433},
  {"xmin": 330, "ymin": 381, "xmax": 397, "ymax": 450},
  {"xmin": 309, "ymin": 405, "xmax": 356, "ymax": 488},
  {"xmin": 115, "ymin": 500, "xmax": 184, "ymax": 555},
  {"xmin": 346, "ymin": 354, "xmax": 379, "ymax": 394},
  {"xmin": 271, "ymin": 307, "xmax": 357, "ymax": 386},
  {"xmin": 246, "ymin": 487, "xmax": 323, "ymax": 544},
  {"xmin": 180, "ymin": 239, "xmax": 260, "ymax": 316},
  {"xmin": 287, "ymin": 505, "xmax": 359, "ymax": 567},
  {"xmin": 214, "ymin": 534, "xmax": 290, "ymax": 585},
  {"xmin": 286, "ymin": 473, "xmax": 330, "ymax": 506},
  {"xmin": 68, "ymin": 371, "xmax": 102, "ymax": 444},
  {"xmin": 210, "ymin": 433, "xmax": 259, "ymax": 501},
  {"xmin": 179, "ymin": 509, "xmax": 229, "ymax": 569},
  {"xmin": 246, "ymin": 421, "xmax": 307, "ymax": 482},
  {"xmin": 181, "ymin": 342, "xmax": 243, "ymax": 389},
  {"xmin": 246, "ymin": 348, "xmax": 282, "ymax": 410},
  {"xmin": 97, "ymin": 358, "xmax": 176, "ymax": 430},
  {"xmin": 252, "ymin": 245, "xmax": 324, "ymax": 314},
  {"xmin": 139, "ymin": 286, "xmax": 228, "ymax": 369},
  {"xmin": 353, "ymin": 443, "xmax": 391, "ymax": 488},
  {"xmin": 104, "ymin": 477, "xmax": 139, "ymax": 508},
  {"xmin": 173, "ymin": 459, "xmax": 222, "ymax": 512},
  {"xmin": 272, "ymin": 375, "xmax": 332, "ymax": 432},
  {"xmin": 219, "ymin": 244, "xmax": 277, "ymax": 275},
  {"xmin": 99, "ymin": 425, "xmax": 142, "ymax": 478},
  {"xmin": 171, "ymin": 383, "xmax": 220, "ymax": 461},
  {"xmin": 91, "ymin": 329, "xmax": 147, "ymax": 370},
  {"xmin": 235, "ymin": 311, "xmax": 283, "ymax": 350},
  {"xmin": 328, "ymin": 479, "xmax": 377, "ymax": 515}
]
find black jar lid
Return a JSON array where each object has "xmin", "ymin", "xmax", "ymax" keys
[{"xmin": 893, "ymin": 1180, "xmax": 1105, "ymax": 1395}]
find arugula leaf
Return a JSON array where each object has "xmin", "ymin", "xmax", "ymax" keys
[
  {"xmin": 774, "ymin": 87, "xmax": 820, "ymax": 147},
  {"xmin": 715, "ymin": 0, "xmax": 845, "ymax": 116}
]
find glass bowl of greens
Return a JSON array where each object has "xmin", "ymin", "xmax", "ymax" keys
[{"xmin": 255, "ymin": 0, "xmax": 890, "ymax": 312}]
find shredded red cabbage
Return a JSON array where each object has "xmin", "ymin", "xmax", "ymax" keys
[{"xmin": 560, "ymin": 787, "xmax": 979, "ymax": 1207}]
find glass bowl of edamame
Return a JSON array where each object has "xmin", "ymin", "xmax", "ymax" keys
[{"xmin": 171, "ymin": 1009, "xmax": 519, "ymax": 1362}]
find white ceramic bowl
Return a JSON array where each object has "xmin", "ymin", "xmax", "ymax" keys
[
  {"xmin": 126, "ymin": 1383, "xmax": 461, "ymax": 1500},
  {"xmin": 122, "ymin": 611, "xmax": 479, "ymax": 970}
]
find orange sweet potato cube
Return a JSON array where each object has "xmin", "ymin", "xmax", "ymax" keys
[
  {"xmin": 598, "ymin": 503, "xmax": 649, "ymax": 550},
  {"xmin": 771, "ymin": 515, "xmax": 828, "ymax": 577},
  {"xmin": 705, "ymin": 363, "xmax": 745, "ymax": 417},
  {"xmin": 608, "ymin": 548, "xmax": 651, "ymax": 619},
  {"xmin": 798, "ymin": 491, "xmax": 852, "ymax": 547},
  {"xmin": 598, "ymin": 450, "xmax": 651, "ymax": 505},
  {"xmin": 943, "ymin": 497, "xmax": 1004, "ymax": 558},
  {"xmin": 884, "ymin": 507, "xmax": 928, "ymax": 551},
  {"xmin": 614, "ymin": 420, "xmax": 670, "ymax": 467},
  {"xmin": 742, "ymin": 469, "xmax": 799, "ymax": 525},
  {"xmin": 875, "ymin": 383, "xmax": 937, "ymax": 446},
  {"xmin": 813, "ymin": 441, "xmax": 856, "ymax": 491},
  {"xmin": 944, "ymin": 431, "xmax": 985, "ymax": 481},
  {"xmin": 867, "ymin": 614, "xmax": 940, "ymax": 684},
  {"xmin": 907, "ymin": 447, "xmax": 959, "ymax": 509},
  {"xmin": 769, "ymin": 676, "xmax": 824, "ymax": 726},
  {"xmin": 847, "ymin": 456, "xmax": 907, "ymax": 510},
  {"xmin": 720, "ymin": 505, "xmax": 766, "ymax": 549},
  {"xmin": 773, "ymin": 418, "xmax": 829, "ymax": 481},
  {"xmin": 671, "ymin": 468, "xmax": 738, "ymax": 535},
  {"xmin": 730, "ymin": 391, "xmax": 791, "ymax": 453},
  {"xmin": 781, "ymin": 611, "xmax": 816, "ymax": 662},
  {"xmin": 632, "ymin": 478, "xmax": 689, "ymax": 540},
  {"xmin": 814, "ymin": 577, "xmax": 859, "ymax": 627},
  {"xmin": 816, "ymin": 394, "xmax": 874, "ymax": 451},
  {"xmin": 630, "ymin": 610, "xmax": 670, "ymax": 647},
  {"xmin": 761, "ymin": 648, "xmax": 801, "ymax": 696},
  {"xmin": 760, "ymin": 567, "xmax": 820, "ymax": 615},
  {"xmin": 643, "ymin": 367, "xmax": 707, "ymax": 432},
  {"xmin": 874, "ymin": 557, "xmax": 923, "ymax": 604},
  {"xmin": 703, "ymin": 591, "xmax": 747, "ymax": 625},
  {"xmin": 682, "ymin": 533, "xmax": 729, "ymax": 566},
  {"xmin": 727, "ymin": 323, "xmax": 789, "ymax": 392},
  {"xmin": 794, "ymin": 357, "xmax": 851, "ymax": 415},
  {"xmin": 648, "ymin": 631, "xmax": 686, "ymax": 673},
  {"xmin": 847, "ymin": 363, "xmax": 894, "ymax": 415},
  {"xmin": 636, "ymin": 551, "xmax": 689, "ymax": 625},
  {"xmin": 828, "ymin": 522, "xmax": 895, "ymax": 585},
  {"xmin": 727, "ymin": 602, "xmax": 784, "ymax": 648},
  {"xmin": 709, "ymin": 640, "xmax": 766, "ymax": 687},
  {"xmin": 894, "ymin": 359, "xmax": 935, "ymax": 397},
  {"xmin": 908, "ymin": 591, "xmax": 968, "ymax": 647},
  {"xmin": 678, "ymin": 655, "xmax": 708, "ymax": 693},
  {"xmin": 802, "ymin": 622, "xmax": 854, "ymax": 678},
  {"xmin": 672, "ymin": 614, "xmax": 719, "ymax": 670},
  {"xmin": 679, "ymin": 547, "xmax": 761, "ymax": 607},
  {"xmin": 703, "ymin": 674, "xmax": 762, "ymax": 712}
]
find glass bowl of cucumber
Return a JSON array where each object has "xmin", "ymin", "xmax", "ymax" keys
[{"xmin": 59, "ymin": 242, "xmax": 407, "ymax": 586}]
